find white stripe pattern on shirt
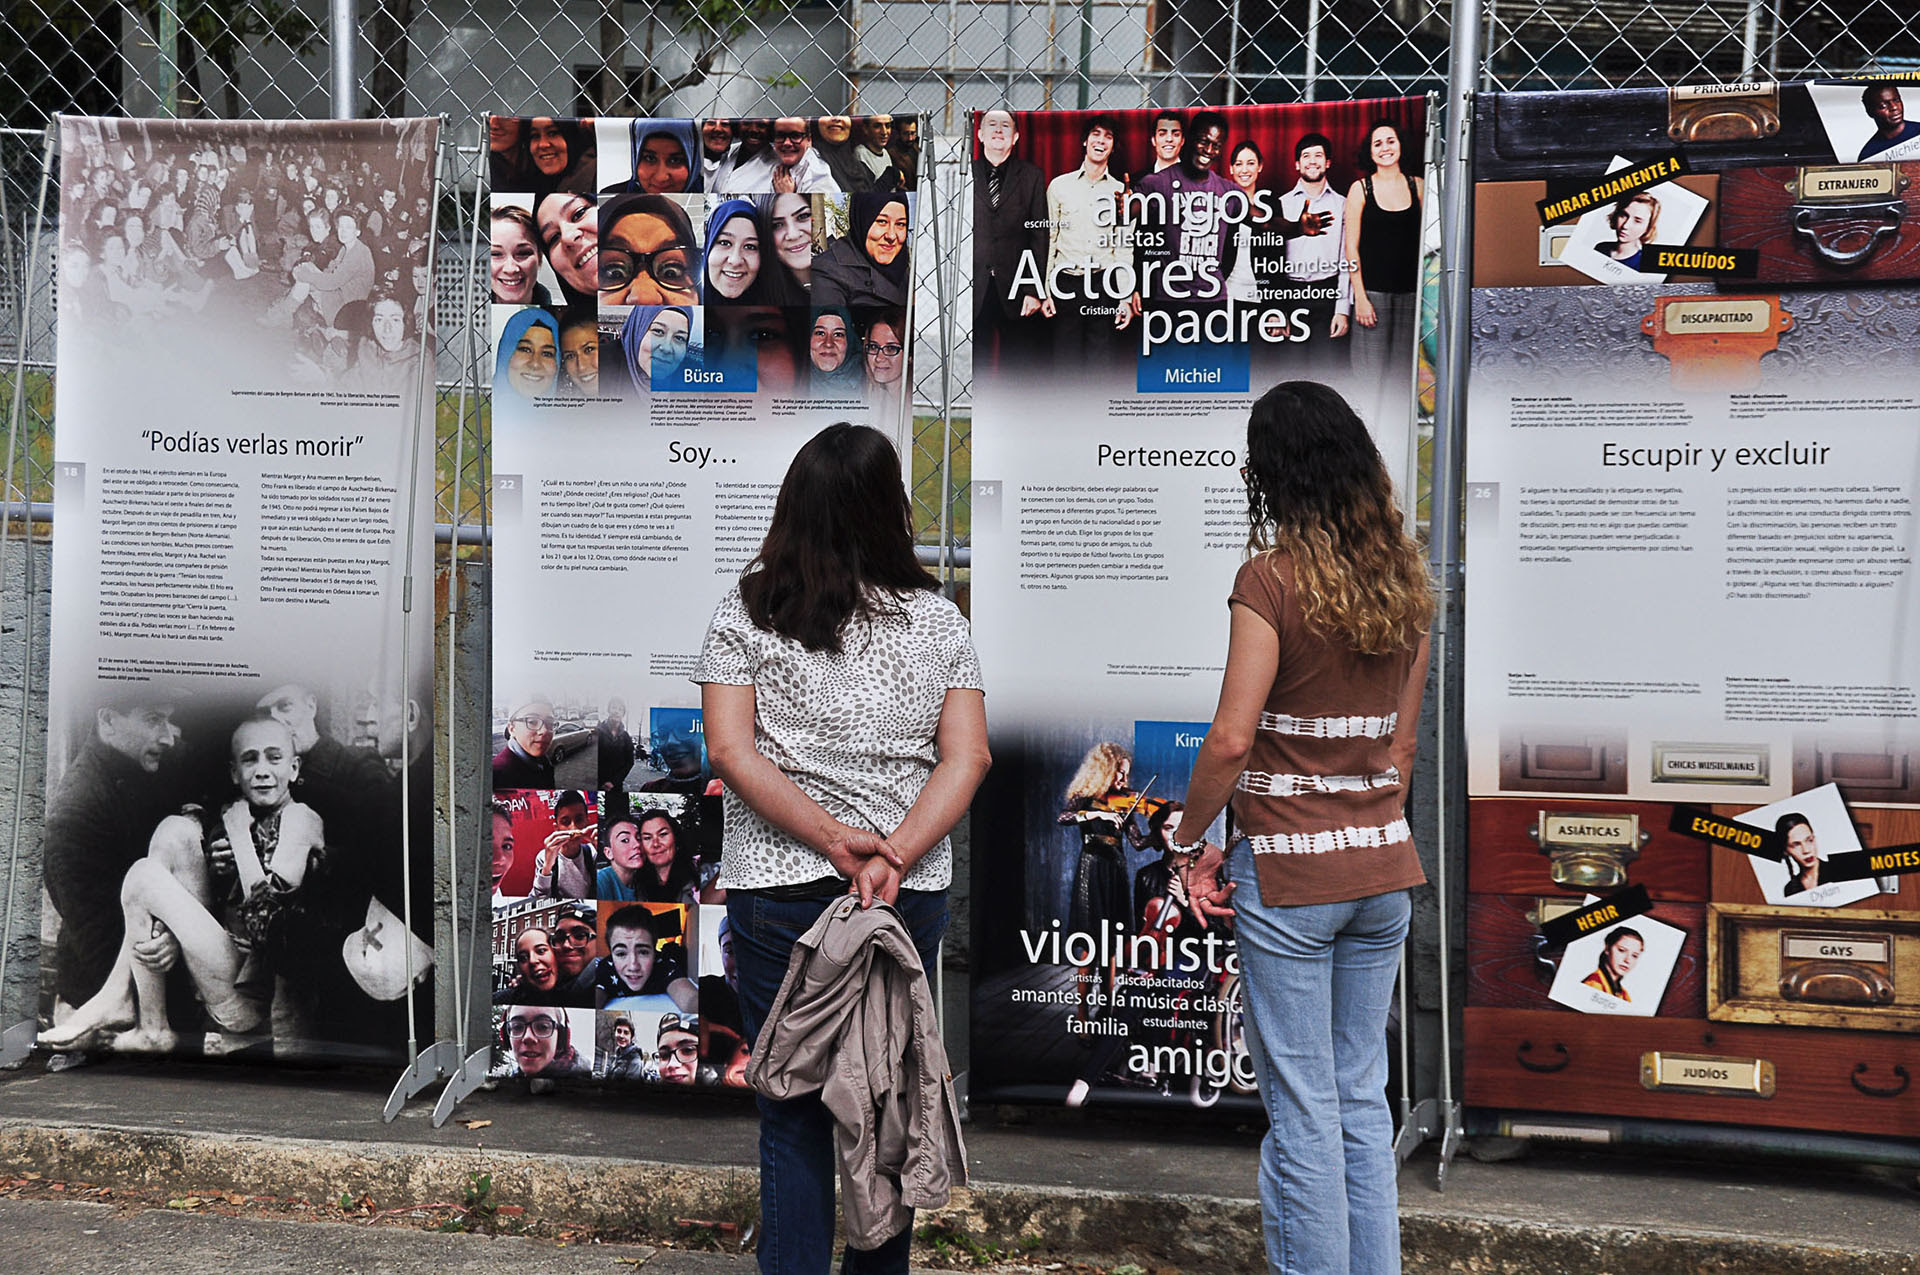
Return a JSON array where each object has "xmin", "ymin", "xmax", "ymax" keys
[
  {"xmin": 1247, "ymin": 817, "xmax": 1412, "ymax": 856},
  {"xmin": 1256, "ymin": 711, "xmax": 1397, "ymax": 739},
  {"xmin": 1237, "ymin": 767, "xmax": 1401, "ymax": 797}
]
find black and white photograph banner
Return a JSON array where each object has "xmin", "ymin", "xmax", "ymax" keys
[{"xmin": 40, "ymin": 115, "xmax": 441, "ymax": 1065}]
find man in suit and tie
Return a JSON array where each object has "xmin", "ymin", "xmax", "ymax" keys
[{"xmin": 972, "ymin": 109, "xmax": 1050, "ymax": 372}]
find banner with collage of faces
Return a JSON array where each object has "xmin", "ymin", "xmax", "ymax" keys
[{"xmin": 486, "ymin": 112, "xmax": 919, "ymax": 1088}]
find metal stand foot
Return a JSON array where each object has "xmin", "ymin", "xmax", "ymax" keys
[
  {"xmin": 430, "ymin": 1045, "xmax": 494, "ymax": 1127},
  {"xmin": 1435, "ymin": 1100, "xmax": 1465, "ymax": 1190},
  {"xmin": 382, "ymin": 1039, "xmax": 460, "ymax": 1121},
  {"xmin": 0, "ymin": 1020, "xmax": 35, "ymax": 1069},
  {"xmin": 1394, "ymin": 1095, "xmax": 1443, "ymax": 1165}
]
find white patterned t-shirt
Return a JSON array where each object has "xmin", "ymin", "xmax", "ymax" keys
[{"xmin": 691, "ymin": 583, "xmax": 985, "ymax": 890}]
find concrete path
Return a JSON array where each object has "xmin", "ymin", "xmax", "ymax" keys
[
  {"xmin": 1, "ymin": 1197, "xmax": 753, "ymax": 1275},
  {"xmin": 0, "ymin": 1057, "xmax": 1913, "ymax": 1272}
]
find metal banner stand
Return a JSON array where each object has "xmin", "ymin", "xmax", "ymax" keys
[
  {"xmin": 431, "ymin": 124, "xmax": 493, "ymax": 1128},
  {"xmin": 1394, "ymin": 94, "xmax": 1445, "ymax": 1172},
  {"xmin": 383, "ymin": 124, "xmax": 462, "ymax": 1120},
  {"xmin": 0, "ymin": 127, "xmax": 55, "ymax": 1070},
  {"xmin": 1392, "ymin": 5, "xmax": 1480, "ymax": 1190}
]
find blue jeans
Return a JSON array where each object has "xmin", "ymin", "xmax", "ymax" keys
[
  {"xmin": 728, "ymin": 887, "xmax": 949, "ymax": 1275},
  {"xmin": 1227, "ymin": 840, "xmax": 1410, "ymax": 1275}
]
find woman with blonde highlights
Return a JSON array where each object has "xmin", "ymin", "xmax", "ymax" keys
[{"xmin": 1170, "ymin": 380, "xmax": 1431, "ymax": 1274}]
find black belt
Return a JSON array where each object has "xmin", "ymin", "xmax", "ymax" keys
[{"xmin": 756, "ymin": 874, "xmax": 849, "ymax": 902}]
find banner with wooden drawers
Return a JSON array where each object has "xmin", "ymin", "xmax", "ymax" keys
[{"xmin": 1465, "ymin": 79, "xmax": 1920, "ymax": 1142}]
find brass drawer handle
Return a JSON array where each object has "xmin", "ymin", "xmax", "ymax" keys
[
  {"xmin": 1850, "ymin": 1063, "xmax": 1910, "ymax": 1099},
  {"xmin": 1517, "ymin": 1040, "xmax": 1571, "ymax": 1074},
  {"xmin": 1780, "ymin": 960, "xmax": 1896, "ymax": 1005}
]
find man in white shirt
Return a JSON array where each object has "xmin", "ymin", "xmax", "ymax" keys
[
  {"xmin": 710, "ymin": 118, "xmax": 772, "ymax": 192},
  {"xmin": 1277, "ymin": 131, "xmax": 1352, "ymax": 369},
  {"xmin": 717, "ymin": 117, "xmax": 842, "ymax": 195},
  {"xmin": 1044, "ymin": 116, "xmax": 1129, "ymax": 369},
  {"xmin": 1149, "ymin": 111, "xmax": 1184, "ymax": 173},
  {"xmin": 699, "ymin": 118, "xmax": 734, "ymax": 186}
]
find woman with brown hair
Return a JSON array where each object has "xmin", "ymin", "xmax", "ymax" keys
[
  {"xmin": 696, "ymin": 423, "xmax": 987, "ymax": 1271},
  {"xmin": 489, "ymin": 205, "xmax": 549, "ymax": 305},
  {"xmin": 1171, "ymin": 381, "xmax": 1432, "ymax": 1275},
  {"xmin": 1343, "ymin": 119, "xmax": 1422, "ymax": 432}
]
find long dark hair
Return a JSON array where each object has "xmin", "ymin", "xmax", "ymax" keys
[
  {"xmin": 1244, "ymin": 381, "xmax": 1432, "ymax": 654},
  {"xmin": 741, "ymin": 422, "xmax": 937, "ymax": 653}
]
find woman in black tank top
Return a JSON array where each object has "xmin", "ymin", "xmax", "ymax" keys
[{"xmin": 1342, "ymin": 119, "xmax": 1424, "ymax": 442}]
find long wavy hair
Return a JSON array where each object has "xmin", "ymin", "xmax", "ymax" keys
[
  {"xmin": 1244, "ymin": 381, "xmax": 1433, "ymax": 654},
  {"xmin": 1063, "ymin": 742, "xmax": 1130, "ymax": 804},
  {"xmin": 741, "ymin": 423, "xmax": 937, "ymax": 653}
]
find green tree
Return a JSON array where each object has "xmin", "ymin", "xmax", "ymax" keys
[
  {"xmin": 132, "ymin": 0, "xmax": 322, "ymax": 117},
  {"xmin": 639, "ymin": 0, "xmax": 785, "ymax": 113}
]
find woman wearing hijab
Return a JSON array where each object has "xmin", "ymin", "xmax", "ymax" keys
[
  {"xmin": 811, "ymin": 192, "xmax": 910, "ymax": 309},
  {"xmin": 702, "ymin": 198, "xmax": 781, "ymax": 306},
  {"xmin": 608, "ymin": 120, "xmax": 704, "ymax": 195},
  {"xmin": 805, "ymin": 307, "xmax": 866, "ymax": 399},
  {"xmin": 619, "ymin": 304, "xmax": 695, "ymax": 392},
  {"xmin": 598, "ymin": 194, "xmax": 700, "ymax": 307},
  {"xmin": 494, "ymin": 306, "xmax": 561, "ymax": 401}
]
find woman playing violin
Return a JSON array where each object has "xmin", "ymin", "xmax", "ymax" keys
[{"xmin": 1058, "ymin": 742, "xmax": 1165, "ymax": 1021}]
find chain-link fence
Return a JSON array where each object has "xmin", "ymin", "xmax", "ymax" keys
[{"xmin": 3, "ymin": 2, "xmax": 1917, "ymax": 557}]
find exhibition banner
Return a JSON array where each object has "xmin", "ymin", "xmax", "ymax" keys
[
  {"xmin": 1463, "ymin": 80, "xmax": 1920, "ymax": 1140},
  {"xmin": 485, "ymin": 113, "xmax": 918, "ymax": 1087},
  {"xmin": 966, "ymin": 99, "xmax": 1429, "ymax": 1108},
  {"xmin": 41, "ymin": 116, "xmax": 441, "ymax": 1064}
]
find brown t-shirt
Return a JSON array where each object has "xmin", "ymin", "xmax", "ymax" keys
[{"xmin": 1228, "ymin": 553, "xmax": 1428, "ymax": 907}]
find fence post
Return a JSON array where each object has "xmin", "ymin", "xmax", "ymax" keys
[
  {"xmin": 331, "ymin": 0, "xmax": 357, "ymax": 119},
  {"xmin": 1225, "ymin": 0, "xmax": 1243, "ymax": 105},
  {"xmin": 1424, "ymin": 0, "xmax": 1481, "ymax": 1189},
  {"xmin": 1304, "ymin": 0, "xmax": 1322, "ymax": 102},
  {"xmin": 1076, "ymin": 0, "xmax": 1095, "ymax": 109}
]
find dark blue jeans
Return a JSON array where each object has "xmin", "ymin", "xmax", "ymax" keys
[{"xmin": 728, "ymin": 887, "xmax": 949, "ymax": 1275}]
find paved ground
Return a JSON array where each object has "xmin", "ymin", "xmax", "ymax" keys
[
  {"xmin": 0, "ymin": 1056, "xmax": 1914, "ymax": 1272},
  {"xmin": 1, "ymin": 1197, "xmax": 757, "ymax": 1275}
]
